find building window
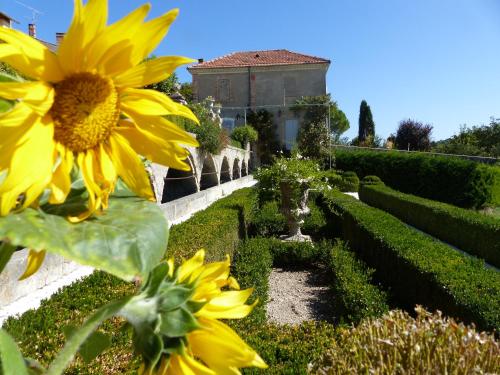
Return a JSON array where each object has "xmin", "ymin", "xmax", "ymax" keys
[
  {"xmin": 217, "ymin": 79, "xmax": 230, "ymax": 103},
  {"xmin": 284, "ymin": 119, "xmax": 299, "ymax": 150},
  {"xmin": 222, "ymin": 117, "xmax": 235, "ymax": 132}
]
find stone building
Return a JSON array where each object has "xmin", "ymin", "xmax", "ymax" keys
[{"xmin": 188, "ymin": 49, "xmax": 330, "ymax": 150}]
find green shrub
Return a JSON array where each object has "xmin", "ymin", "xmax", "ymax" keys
[
  {"xmin": 302, "ymin": 199, "xmax": 328, "ymax": 238},
  {"xmin": 168, "ymin": 188, "xmax": 256, "ymax": 262},
  {"xmin": 231, "ymin": 238, "xmax": 336, "ymax": 374},
  {"xmin": 335, "ymin": 149, "xmax": 498, "ymax": 208},
  {"xmin": 360, "ymin": 175, "xmax": 384, "ymax": 186},
  {"xmin": 321, "ymin": 190, "xmax": 500, "ymax": 332},
  {"xmin": 320, "ymin": 170, "xmax": 343, "ymax": 190},
  {"xmin": 328, "ymin": 240, "xmax": 389, "ymax": 324},
  {"xmin": 249, "ymin": 200, "xmax": 286, "ymax": 237},
  {"xmin": 310, "ymin": 307, "xmax": 500, "ymax": 374},
  {"xmin": 339, "ymin": 171, "xmax": 359, "ymax": 192},
  {"xmin": 359, "ymin": 184, "xmax": 500, "ymax": 267},
  {"xmin": 231, "ymin": 125, "xmax": 258, "ymax": 146}
]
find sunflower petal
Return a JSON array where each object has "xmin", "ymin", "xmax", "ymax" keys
[
  {"xmin": 114, "ymin": 122, "xmax": 191, "ymax": 171},
  {"xmin": 121, "ymin": 88, "xmax": 199, "ymax": 123},
  {"xmin": 0, "ymin": 82, "xmax": 54, "ymax": 116},
  {"xmin": 49, "ymin": 145, "xmax": 74, "ymax": 204},
  {"xmin": 0, "ymin": 27, "xmax": 63, "ymax": 81},
  {"xmin": 19, "ymin": 249, "xmax": 46, "ymax": 280},
  {"xmin": 108, "ymin": 132, "xmax": 154, "ymax": 200},
  {"xmin": 123, "ymin": 111, "xmax": 198, "ymax": 147},
  {"xmin": 177, "ymin": 249, "xmax": 205, "ymax": 283},
  {"xmin": 0, "ymin": 117, "xmax": 55, "ymax": 215},
  {"xmin": 168, "ymin": 354, "xmax": 215, "ymax": 375},
  {"xmin": 129, "ymin": 9, "xmax": 179, "ymax": 66},
  {"xmin": 85, "ymin": 4, "xmax": 150, "ymax": 74},
  {"xmin": 57, "ymin": 0, "xmax": 84, "ymax": 73},
  {"xmin": 114, "ymin": 56, "xmax": 195, "ymax": 88},
  {"xmin": 189, "ymin": 318, "xmax": 267, "ymax": 372}
]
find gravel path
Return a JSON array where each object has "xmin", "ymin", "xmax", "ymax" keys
[{"xmin": 266, "ymin": 267, "xmax": 333, "ymax": 324}]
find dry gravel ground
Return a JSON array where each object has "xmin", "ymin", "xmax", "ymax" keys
[{"xmin": 266, "ymin": 267, "xmax": 334, "ymax": 324}]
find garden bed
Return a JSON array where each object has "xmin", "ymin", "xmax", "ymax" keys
[{"xmin": 2, "ymin": 186, "xmax": 498, "ymax": 373}]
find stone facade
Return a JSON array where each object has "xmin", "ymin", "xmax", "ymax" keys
[{"xmin": 189, "ymin": 53, "xmax": 330, "ymax": 150}]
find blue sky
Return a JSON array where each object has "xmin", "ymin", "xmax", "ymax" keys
[{"xmin": 3, "ymin": 0, "xmax": 500, "ymax": 140}]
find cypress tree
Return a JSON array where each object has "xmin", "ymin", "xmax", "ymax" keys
[{"xmin": 358, "ymin": 100, "xmax": 375, "ymax": 142}]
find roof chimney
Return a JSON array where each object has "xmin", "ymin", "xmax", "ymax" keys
[
  {"xmin": 56, "ymin": 32, "xmax": 65, "ymax": 45},
  {"xmin": 28, "ymin": 23, "xmax": 36, "ymax": 38},
  {"xmin": 198, "ymin": 58, "xmax": 204, "ymax": 63}
]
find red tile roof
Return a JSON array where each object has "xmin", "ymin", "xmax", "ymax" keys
[{"xmin": 189, "ymin": 49, "xmax": 330, "ymax": 70}]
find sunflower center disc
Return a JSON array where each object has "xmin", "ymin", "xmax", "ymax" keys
[{"xmin": 51, "ymin": 72, "xmax": 120, "ymax": 152}]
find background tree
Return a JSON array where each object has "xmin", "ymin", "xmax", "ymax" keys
[
  {"xmin": 358, "ymin": 100, "xmax": 375, "ymax": 143},
  {"xmin": 247, "ymin": 109, "xmax": 280, "ymax": 165},
  {"xmin": 395, "ymin": 119, "xmax": 433, "ymax": 151},
  {"xmin": 179, "ymin": 82, "xmax": 194, "ymax": 103},
  {"xmin": 432, "ymin": 118, "xmax": 500, "ymax": 157},
  {"xmin": 291, "ymin": 95, "xmax": 350, "ymax": 160}
]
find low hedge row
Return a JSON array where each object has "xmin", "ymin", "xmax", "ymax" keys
[
  {"xmin": 167, "ymin": 187, "xmax": 256, "ymax": 262},
  {"xmin": 3, "ymin": 188, "xmax": 257, "ymax": 374},
  {"xmin": 359, "ymin": 184, "xmax": 500, "ymax": 267},
  {"xmin": 328, "ymin": 240, "xmax": 389, "ymax": 324},
  {"xmin": 231, "ymin": 238, "xmax": 336, "ymax": 374},
  {"xmin": 321, "ymin": 190, "xmax": 500, "ymax": 332},
  {"xmin": 334, "ymin": 149, "xmax": 499, "ymax": 208}
]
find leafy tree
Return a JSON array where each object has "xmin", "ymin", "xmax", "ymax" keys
[
  {"xmin": 291, "ymin": 95, "xmax": 350, "ymax": 160},
  {"xmin": 231, "ymin": 125, "xmax": 258, "ymax": 146},
  {"xmin": 395, "ymin": 119, "xmax": 433, "ymax": 151},
  {"xmin": 179, "ymin": 82, "xmax": 194, "ymax": 103},
  {"xmin": 433, "ymin": 118, "xmax": 500, "ymax": 157},
  {"xmin": 358, "ymin": 100, "xmax": 375, "ymax": 143},
  {"xmin": 247, "ymin": 109, "xmax": 280, "ymax": 165}
]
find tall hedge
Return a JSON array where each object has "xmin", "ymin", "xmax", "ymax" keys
[
  {"xmin": 359, "ymin": 184, "xmax": 500, "ymax": 267},
  {"xmin": 334, "ymin": 149, "xmax": 499, "ymax": 208},
  {"xmin": 321, "ymin": 190, "xmax": 500, "ymax": 332}
]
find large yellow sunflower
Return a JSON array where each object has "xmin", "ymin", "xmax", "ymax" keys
[
  {"xmin": 0, "ymin": 0, "xmax": 198, "ymax": 220},
  {"xmin": 139, "ymin": 250, "xmax": 268, "ymax": 375}
]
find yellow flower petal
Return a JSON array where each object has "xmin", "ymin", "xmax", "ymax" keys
[
  {"xmin": 19, "ymin": 249, "xmax": 46, "ymax": 280},
  {"xmin": 57, "ymin": 0, "xmax": 84, "ymax": 73},
  {"xmin": 85, "ymin": 4, "xmax": 150, "ymax": 75},
  {"xmin": 189, "ymin": 318, "xmax": 267, "ymax": 373},
  {"xmin": 0, "ymin": 117, "xmax": 55, "ymax": 215},
  {"xmin": 114, "ymin": 122, "xmax": 191, "ymax": 171},
  {"xmin": 196, "ymin": 289, "xmax": 256, "ymax": 320},
  {"xmin": 0, "ymin": 27, "xmax": 63, "ymax": 81},
  {"xmin": 129, "ymin": 9, "xmax": 179, "ymax": 67},
  {"xmin": 124, "ymin": 112, "xmax": 198, "ymax": 147},
  {"xmin": 49, "ymin": 145, "xmax": 74, "ymax": 204},
  {"xmin": 0, "ymin": 82, "xmax": 54, "ymax": 116},
  {"xmin": 177, "ymin": 250, "xmax": 205, "ymax": 283},
  {"xmin": 167, "ymin": 354, "xmax": 215, "ymax": 375},
  {"xmin": 108, "ymin": 132, "xmax": 154, "ymax": 200},
  {"xmin": 120, "ymin": 88, "xmax": 199, "ymax": 124},
  {"xmin": 113, "ymin": 56, "xmax": 195, "ymax": 88}
]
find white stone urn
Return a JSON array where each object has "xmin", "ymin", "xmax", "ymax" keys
[{"xmin": 279, "ymin": 179, "xmax": 311, "ymax": 242}]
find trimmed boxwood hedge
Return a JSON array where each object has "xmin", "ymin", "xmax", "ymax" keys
[
  {"xmin": 167, "ymin": 187, "xmax": 256, "ymax": 262},
  {"xmin": 334, "ymin": 149, "xmax": 499, "ymax": 208},
  {"xmin": 359, "ymin": 184, "xmax": 500, "ymax": 267},
  {"xmin": 230, "ymin": 238, "xmax": 337, "ymax": 374},
  {"xmin": 321, "ymin": 190, "xmax": 500, "ymax": 332},
  {"xmin": 328, "ymin": 240, "xmax": 389, "ymax": 324}
]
